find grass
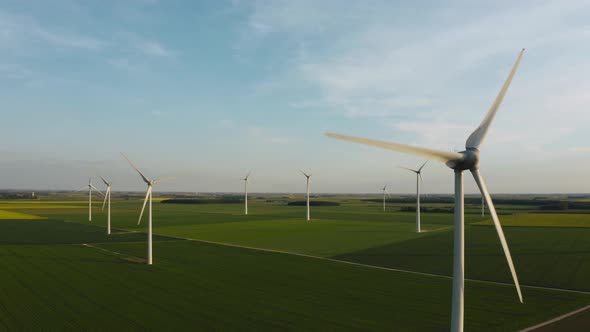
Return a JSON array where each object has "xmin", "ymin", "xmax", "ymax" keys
[
  {"xmin": 474, "ymin": 213, "xmax": 590, "ymax": 228},
  {"xmin": 0, "ymin": 235, "xmax": 588, "ymax": 331},
  {"xmin": 0, "ymin": 198, "xmax": 589, "ymax": 330},
  {"xmin": 0, "ymin": 210, "xmax": 45, "ymax": 220}
]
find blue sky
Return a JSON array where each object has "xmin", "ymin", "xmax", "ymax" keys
[{"xmin": 1, "ymin": 0, "xmax": 589, "ymax": 194}]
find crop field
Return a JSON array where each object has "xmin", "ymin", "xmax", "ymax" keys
[{"xmin": 0, "ymin": 196, "xmax": 589, "ymax": 331}]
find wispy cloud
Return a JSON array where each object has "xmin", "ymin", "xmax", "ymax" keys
[
  {"xmin": 137, "ymin": 40, "xmax": 173, "ymax": 57},
  {"xmin": 0, "ymin": 11, "xmax": 106, "ymax": 52},
  {"xmin": 236, "ymin": 0, "xmax": 590, "ymax": 155}
]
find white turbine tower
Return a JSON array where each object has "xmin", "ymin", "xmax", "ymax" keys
[
  {"xmin": 122, "ymin": 153, "xmax": 163, "ymax": 265},
  {"xmin": 300, "ymin": 170, "xmax": 312, "ymax": 221},
  {"xmin": 77, "ymin": 178, "xmax": 103, "ymax": 222},
  {"xmin": 326, "ymin": 49, "xmax": 525, "ymax": 332},
  {"xmin": 99, "ymin": 176, "xmax": 112, "ymax": 235},
  {"xmin": 242, "ymin": 171, "xmax": 251, "ymax": 215},
  {"xmin": 382, "ymin": 185, "xmax": 387, "ymax": 212},
  {"xmin": 399, "ymin": 161, "xmax": 428, "ymax": 233}
]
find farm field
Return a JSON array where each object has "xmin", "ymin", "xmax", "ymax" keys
[{"xmin": 0, "ymin": 196, "xmax": 589, "ymax": 330}]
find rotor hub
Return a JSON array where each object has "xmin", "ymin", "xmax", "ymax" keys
[{"xmin": 447, "ymin": 148, "xmax": 479, "ymax": 171}]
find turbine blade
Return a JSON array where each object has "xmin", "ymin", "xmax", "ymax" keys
[
  {"xmin": 465, "ymin": 49, "xmax": 525, "ymax": 149},
  {"xmin": 326, "ymin": 133, "xmax": 463, "ymax": 165},
  {"xmin": 137, "ymin": 186, "xmax": 151, "ymax": 225},
  {"xmin": 121, "ymin": 153, "xmax": 151, "ymax": 184},
  {"xmin": 418, "ymin": 160, "xmax": 428, "ymax": 172},
  {"xmin": 398, "ymin": 166, "xmax": 418, "ymax": 173},
  {"xmin": 101, "ymin": 187, "xmax": 109, "ymax": 212},
  {"xmin": 90, "ymin": 185, "xmax": 104, "ymax": 196},
  {"xmin": 99, "ymin": 176, "xmax": 109, "ymax": 186},
  {"xmin": 419, "ymin": 172, "xmax": 423, "ymax": 184},
  {"xmin": 471, "ymin": 169, "xmax": 523, "ymax": 303},
  {"xmin": 299, "ymin": 169, "xmax": 310, "ymax": 177},
  {"xmin": 75, "ymin": 186, "xmax": 87, "ymax": 192}
]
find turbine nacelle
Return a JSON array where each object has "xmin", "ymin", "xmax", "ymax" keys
[{"xmin": 447, "ymin": 148, "xmax": 479, "ymax": 171}]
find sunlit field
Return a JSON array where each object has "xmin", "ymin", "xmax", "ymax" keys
[{"xmin": 0, "ymin": 196, "xmax": 589, "ymax": 330}]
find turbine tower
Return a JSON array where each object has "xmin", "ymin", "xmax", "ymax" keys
[
  {"xmin": 300, "ymin": 170, "xmax": 312, "ymax": 221},
  {"xmin": 399, "ymin": 161, "xmax": 428, "ymax": 233},
  {"xmin": 242, "ymin": 171, "xmax": 251, "ymax": 215},
  {"xmin": 382, "ymin": 185, "xmax": 387, "ymax": 212},
  {"xmin": 77, "ymin": 178, "xmax": 103, "ymax": 222},
  {"xmin": 122, "ymin": 153, "xmax": 164, "ymax": 265},
  {"xmin": 326, "ymin": 49, "xmax": 525, "ymax": 332},
  {"xmin": 99, "ymin": 176, "xmax": 112, "ymax": 235}
]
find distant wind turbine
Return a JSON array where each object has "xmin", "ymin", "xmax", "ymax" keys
[
  {"xmin": 300, "ymin": 170, "xmax": 312, "ymax": 221},
  {"xmin": 399, "ymin": 161, "xmax": 428, "ymax": 233},
  {"xmin": 122, "ymin": 153, "xmax": 171, "ymax": 265},
  {"xmin": 99, "ymin": 176, "xmax": 112, "ymax": 235},
  {"xmin": 326, "ymin": 49, "xmax": 525, "ymax": 332},
  {"xmin": 76, "ymin": 178, "xmax": 103, "ymax": 222},
  {"xmin": 382, "ymin": 185, "xmax": 387, "ymax": 212},
  {"xmin": 242, "ymin": 171, "xmax": 251, "ymax": 215}
]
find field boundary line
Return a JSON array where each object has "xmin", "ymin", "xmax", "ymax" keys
[
  {"xmin": 61, "ymin": 219, "xmax": 590, "ymax": 296},
  {"xmin": 159, "ymin": 234, "xmax": 590, "ymax": 296},
  {"xmin": 81, "ymin": 243, "xmax": 146, "ymax": 262},
  {"xmin": 519, "ymin": 304, "xmax": 590, "ymax": 332}
]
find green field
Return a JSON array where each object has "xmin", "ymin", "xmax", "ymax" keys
[{"xmin": 0, "ymin": 197, "xmax": 589, "ymax": 331}]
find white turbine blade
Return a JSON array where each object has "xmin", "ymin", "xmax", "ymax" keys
[
  {"xmin": 419, "ymin": 172, "xmax": 424, "ymax": 184},
  {"xmin": 299, "ymin": 169, "xmax": 310, "ymax": 177},
  {"xmin": 101, "ymin": 187, "xmax": 109, "ymax": 211},
  {"xmin": 398, "ymin": 166, "xmax": 418, "ymax": 173},
  {"xmin": 99, "ymin": 176, "xmax": 109, "ymax": 186},
  {"xmin": 244, "ymin": 170, "xmax": 252, "ymax": 180},
  {"xmin": 465, "ymin": 49, "xmax": 525, "ymax": 150},
  {"xmin": 90, "ymin": 185, "xmax": 104, "ymax": 196},
  {"xmin": 137, "ymin": 187, "xmax": 151, "ymax": 225},
  {"xmin": 326, "ymin": 133, "xmax": 463, "ymax": 165},
  {"xmin": 471, "ymin": 169, "xmax": 523, "ymax": 303},
  {"xmin": 75, "ymin": 186, "xmax": 87, "ymax": 192},
  {"xmin": 121, "ymin": 153, "xmax": 151, "ymax": 184},
  {"xmin": 418, "ymin": 160, "xmax": 428, "ymax": 172}
]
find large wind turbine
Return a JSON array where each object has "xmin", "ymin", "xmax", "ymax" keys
[
  {"xmin": 76, "ymin": 178, "xmax": 103, "ymax": 222},
  {"xmin": 300, "ymin": 170, "xmax": 312, "ymax": 221},
  {"xmin": 122, "ymin": 153, "xmax": 162, "ymax": 265},
  {"xmin": 382, "ymin": 185, "xmax": 387, "ymax": 212},
  {"xmin": 242, "ymin": 171, "xmax": 251, "ymax": 215},
  {"xmin": 326, "ymin": 49, "xmax": 525, "ymax": 332},
  {"xmin": 400, "ymin": 161, "xmax": 428, "ymax": 233},
  {"xmin": 99, "ymin": 176, "xmax": 112, "ymax": 235}
]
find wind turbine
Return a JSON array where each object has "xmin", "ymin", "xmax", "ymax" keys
[
  {"xmin": 399, "ymin": 161, "xmax": 428, "ymax": 233},
  {"xmin": 381, "ymin": 185, "xmax": 387, "ymax": 212},
  {"xmin": 76, "ymin": 178, "xmax": 103, "ymax": 222},
  {"xmin": 300, "ymin": 170, "xmax": 312, "ymax": 221},
  {"xmin": 326, "ymin": 49, "xmax": 525, "ymax": 332},
  {"xmin": 121, "ymin": 153, "xmax": 164, "ymax": 265},
  {"xmin": 242, "ymin": 171, "xmax": 251, "ymax": 215},
  {"xmin": 99, "ymin": 176, "xmax": 112, "ymax": 235}
]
